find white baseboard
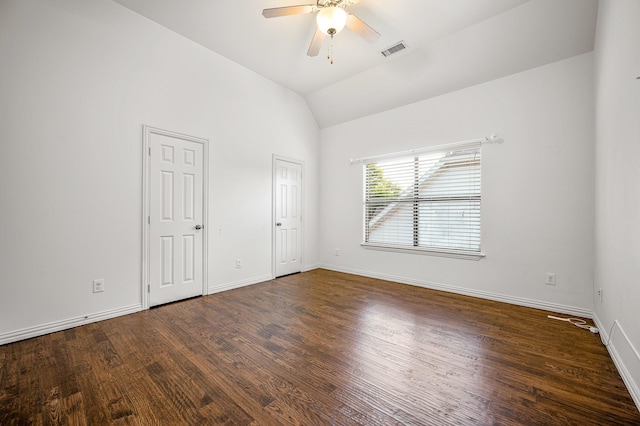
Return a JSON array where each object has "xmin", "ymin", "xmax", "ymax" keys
[
  {"xmin": 320, "ymin": 264, "xmax": 592, "ymax": 318},
  {"xmin": 593, "ymin": 315, "xmax": 640, "ymax": 411},
  {"xmin": 303, "ymin": 263, "xmax": 322, "ymax": 272},
  {"xmin": 0, "ymin": 304, "xmax": 142, "ymax": 346},
  {"xmin": 2, "ymin": 273, "xmax": 280, "ymax": 345},
  {"xmin": 207, "ymin": 274, "xmax": 273, "ymax": 295}
]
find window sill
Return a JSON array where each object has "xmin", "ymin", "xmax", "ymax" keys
[{"xmin": 360, "ymin": 243, "xmax": 485, "ymax": 261}]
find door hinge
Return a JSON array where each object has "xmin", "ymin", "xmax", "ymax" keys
[
  {"xmin": 148, "ymin": 216, "xmax": 150, "ymax": 224},
  {"xmin": 148, "ymin": 284, "xmax": 150, "ymax": 292},
  {"xmin": 148, "ymin": 147, "xmax": 151, "ymax": 156}
]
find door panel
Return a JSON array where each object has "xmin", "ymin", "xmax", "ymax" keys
[
  {"xmin": 150, "ymin": 133, "xmax": 204, "ymax": 306},
  {"xmin": 275, "ymin": 159, "xmax": 303, "ymax": 277}
]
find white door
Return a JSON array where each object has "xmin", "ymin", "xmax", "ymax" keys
[
  {"xmin": 274, "ymin": 159, "xmax": 303, "ymax": 277},
  {"xmin": 149, "ymin": 132, "xmax": 204, "ymax": 306}
]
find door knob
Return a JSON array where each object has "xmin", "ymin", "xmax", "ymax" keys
[
  {"xmin": 276, "ymin": 223, "xmax": 282, "ymax": 226},
  {"xmin": 195, "ymin": 224, "xmax": 203, "ymax": 230}
]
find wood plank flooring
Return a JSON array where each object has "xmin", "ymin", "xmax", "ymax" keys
[{"xmin": 1, "ymin": 269, "xmax": 639, "ymax": 425}]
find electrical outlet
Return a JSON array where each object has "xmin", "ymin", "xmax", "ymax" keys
[
  {"xmin": 545, "ymin": 273, "xmax": 556, "ymax": 286},
  {"xmin": 236, "ymin": 259, "xmax": 242, "ymax": 269},
  {"xmin": 597, "ymin": 288, "xmax": 603, "ymax": 302},
  {"xmin": 93, "ymin": 279, "xmax": 105, "ymax": 293},
  {"xmin": 335, "ymin": 249, "xmax": 340, "ymax": 256}
]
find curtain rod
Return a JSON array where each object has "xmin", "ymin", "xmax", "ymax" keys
[{"xmin": 349, "ymin": 134, "xmax": 503, "ymax": 165}]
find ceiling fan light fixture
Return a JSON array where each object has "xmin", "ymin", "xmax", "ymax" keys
[{"xmin": 316, "ymin": 6, "xmax": 347, "ymax": 36}]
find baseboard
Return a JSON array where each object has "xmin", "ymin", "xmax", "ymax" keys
[
  {"xmin": 206, "ymin": 266, "xmax": 324, "ymax": 294},
  {"xmin": 207, "ymin": 274, "xmax": 273, "ymax": 295},
  {"xmin": 320, "ymin": 264, "xmax": 592, "ymax": 318},
  {"xmin": 303, "ymin": 263, "xmax": 322, "ymax": 272},
  {"xmin": 0, "ymin": 304, "xmax": 143, "ymax": 346},
  {"xmin": 593, "ymin": 315, "xmax": 640, "ymax": 411}
]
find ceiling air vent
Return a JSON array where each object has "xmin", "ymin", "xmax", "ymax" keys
[{"xmin": 380, "ymin": 41, "xmax": 408, "ymax": 58}]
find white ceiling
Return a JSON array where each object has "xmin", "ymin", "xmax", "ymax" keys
[{"xmin": 112, "ymin": 0, "xmax": 599, "ymax": 127}]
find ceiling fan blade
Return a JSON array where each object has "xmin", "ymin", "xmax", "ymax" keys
[
  {"xmin": 307, "ymin": 27, "xmax": 325, "ymax": 57},
  {"xmin": 262, "ymin": 5, "xmax": 316, "ymax": 18},
  {"xmin": 346, "ymin": 13, "xmax": 380, "ymax": 43}
]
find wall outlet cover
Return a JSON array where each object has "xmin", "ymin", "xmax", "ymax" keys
[
  {"xmin": 93, "ymin": 279, "xmax": 105, "ymax": 293},
  {"xmin": 545, "ymin": 273, "xmax": 556, "ymax": 286}
]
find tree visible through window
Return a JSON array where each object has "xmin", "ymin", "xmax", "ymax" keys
[
  {"xmin": 365, "ymin": 163, "xmax": 402, "ymax": 224},
  {"xmin": 363, "ymin": 145, "xmax": 482, "ymax": 255}
]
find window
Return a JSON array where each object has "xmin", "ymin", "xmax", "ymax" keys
[{"xmin": 363, "ymin": 142, "xmax": 482, "ymax": 259}]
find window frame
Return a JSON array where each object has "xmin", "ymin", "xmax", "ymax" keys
[{"xmin": 360, "ymin": 142, "xmax": 485, "ymax": 261}]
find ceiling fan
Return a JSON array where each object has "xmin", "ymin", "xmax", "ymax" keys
[{"xmin": 262, "ymin": 0, "xmax": 381, "ymax": 60}]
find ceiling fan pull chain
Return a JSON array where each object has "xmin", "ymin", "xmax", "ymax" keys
[{"xmin": 328, "ymin": 36, "xmax": 334, "ymax": 64}]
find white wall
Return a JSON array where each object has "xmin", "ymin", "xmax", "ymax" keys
[
  {"xmin": 593, "ymin": 0, "xmax": 640, "ymax": 407},
  {"xmin": 0, "ymin": 1, "xmax": 636, "ymax": 410},
  {"xmin": 0, "ymin": 0, "xmax": 319, "ymax": 341},
  {"xmin": 320, "ymin": 53, "xmax": 595, "ymax": 314}
]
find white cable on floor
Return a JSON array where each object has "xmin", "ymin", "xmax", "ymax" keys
[{"xmin": 547, "ymin": 315, "xmax": 599, "ymax": 333}]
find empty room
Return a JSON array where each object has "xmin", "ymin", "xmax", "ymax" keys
[{"xmin": 1, "ymin": 0, "xmax": 639, "ymax": 424}]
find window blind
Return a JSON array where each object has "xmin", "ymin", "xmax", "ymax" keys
[{"xmin": 363, "ymin": 143, "xmax": 481, "ymax": 255}]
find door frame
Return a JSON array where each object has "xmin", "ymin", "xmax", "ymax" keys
[
  {"xmin": 142, "ymin": 125, "xmax": 209, "ymax": 310},
  {"xmin": 272, "ymin": 155, "xmax": 304, "ymax": 278}
]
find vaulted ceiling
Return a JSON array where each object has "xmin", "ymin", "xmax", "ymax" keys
[{"xmin": 112, "ymin": 0, "xmax": 599, "ymax": 128}]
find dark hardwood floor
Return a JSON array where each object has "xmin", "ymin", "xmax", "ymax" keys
[{"xmin": 1, "ymin": 269, "xmax": 639, "ymax": 425}]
